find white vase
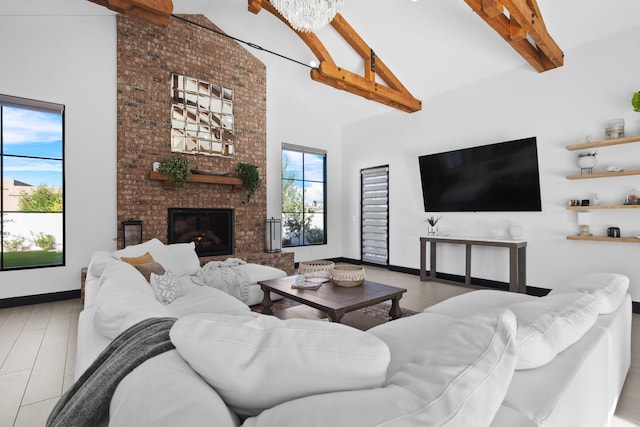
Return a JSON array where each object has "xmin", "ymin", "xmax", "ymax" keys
[
  {"xmin": 508, "ymin": 225, "xmax": 523, "ymax": 239},
  {"xmin": 578, "ymin": 155, "xmax": 597, "ymax": 169}
]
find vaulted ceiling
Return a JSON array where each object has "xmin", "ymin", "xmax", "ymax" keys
[{"xmin": 3, "ymin": 0, "xmax": 640, "ymax": 127}]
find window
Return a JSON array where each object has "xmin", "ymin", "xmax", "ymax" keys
[
  {"xmin": 281, "ymin": 144, "xmax": 326, "ymax": 247},
  {"xmin": 1, "ymin": 95, "xmax": 65, "ymax": 270}
]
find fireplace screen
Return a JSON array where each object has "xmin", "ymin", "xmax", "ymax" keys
[{"xmin": 168, "ymin": 208, "xmax": 233, "ymax": 256}]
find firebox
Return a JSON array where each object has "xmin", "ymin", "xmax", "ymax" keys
[{"xmin": 167, "ymin": 208, "xmax": 233, "ymax": 256}]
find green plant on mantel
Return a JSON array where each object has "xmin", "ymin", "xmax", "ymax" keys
[
  {"xmin": 237, "ymin": 163, "xmax": 261, "ymax": 204},
  {"xmin": 632, "ymin": 91, "xmax": 640, "ymax": 112},
  {"xmin": 158, "ymin": 156, "xmax": 192, "ymax": 188}
]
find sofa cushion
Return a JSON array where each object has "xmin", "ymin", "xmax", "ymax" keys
[
  {"xmin": 548, "ymin": 273, "xmax": 629, "ymax": 314},
  {"xmin": 113, "ymin": 238, "xmax": 182, "ymax": 276},
  {"xmin": 88, "ymin": 250, "xmax": 116, "ymax": 277},
  {"xmin": 423, "ymin": 289, "xmax": 534, "ymax": 318},
  {"xmin": 242, "ymin": 308, "xmax": 517, "ymax": 427},
  {"xmin": 110, "ymin": 349, "xmax": 240, "ymax": 427},
  {"xmin": 509, "ymin": 292, "xmax": 600, "ymax": 370},
  {"xmin": 93, "ymin": 261, "xmax": 169, "ymax": 339},
  {"xmin": 170, "ymin": 313, "xmax": 391, "ymax": 417},
  {"xmin": 368, "ymin": 311, "xmax": 458, "ymax": 376},
  {"xmin": 165, "ymin": 278, "xmax": 252, "ymax": 317},
  {"xmin": 165, "ymin": 242, "xmax": 201, "ymax": 277}
]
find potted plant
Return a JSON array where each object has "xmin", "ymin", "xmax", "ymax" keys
[
  {"xmin": 237, "ymin": 163, "xmax": 261, "ymax": 204},
  {"xmin": 158, "ymin": 156, "xmax": 192, "ymax": 188},
  {"xmin": 424, "ymin": 215, "xmax": 442, "ymax": 235},
  {"xmin": 632, "ymin": 91, "xmax": 640, "ymax": 112},
  {"xmin": 577, "ymin": 151, "xmax": 597, "ymax": 170}
]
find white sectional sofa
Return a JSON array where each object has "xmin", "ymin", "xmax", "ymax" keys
[{"xmin": 72, "ymin": 240, "xmax": 631, "ymax": 427}]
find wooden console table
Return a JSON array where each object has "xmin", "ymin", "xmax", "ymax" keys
[{"xmin": 419, "ymin": 236, "xmax": 527, "ymax": 293}]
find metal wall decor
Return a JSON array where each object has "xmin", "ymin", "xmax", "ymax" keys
[{"xmin": 171, "ymin": 73, "xmax": 235, "ymax": 157}]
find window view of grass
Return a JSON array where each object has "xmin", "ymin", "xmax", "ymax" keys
[{"xmin": 3, "ymin": 250, "xmax": 63, "ymax": 268}]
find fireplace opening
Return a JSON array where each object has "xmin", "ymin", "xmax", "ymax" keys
[{"xmin": 168, "ymin": 208, "xmax": 233, "ymax": 257}]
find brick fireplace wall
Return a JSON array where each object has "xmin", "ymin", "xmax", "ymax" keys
[{"xmin": 116, "ymin": 14, "xmax": 293, "ymax": 273}]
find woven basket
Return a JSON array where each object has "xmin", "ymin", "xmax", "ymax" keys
[
  {"xmin": 298, "ymin": 260, "xmax": 335, "ymax": 279},
  {"xmin": 332, "ymin": 266, "xmax": 366, "ymax": 287}
]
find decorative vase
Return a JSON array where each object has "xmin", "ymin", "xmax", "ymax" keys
[
  {"xmin": 508, "ymin": 225, "xmax": 523, "ymax": 239},
  {"xmin": 577, "ymin": 155, "xmax": 597, "ymax": 170},
  {"xmin": 427, "ymin": 225, "xmax": 438, "ymax": 236}
]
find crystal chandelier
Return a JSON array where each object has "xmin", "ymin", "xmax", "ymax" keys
[{"xmin": 270, "ymin": 0, "xmax": 344, "ymax": 33}]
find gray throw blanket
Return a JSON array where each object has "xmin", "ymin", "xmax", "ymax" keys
[
  {"xmin": 192, "ymin": 258, "xmax": 251, "ymax": 303},
  {"xmin": 47, "ymin": 317, "xmax": 177, "ymax": 427}
]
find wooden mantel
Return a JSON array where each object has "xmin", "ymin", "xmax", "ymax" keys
[{"xmin": 149, "ymin": 170, "xmax": 243, "ymax": 190}]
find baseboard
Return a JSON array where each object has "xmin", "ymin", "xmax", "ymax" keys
[{"xmin": 0, "ymin": 290, "xmax": 80, "ymax": 309}]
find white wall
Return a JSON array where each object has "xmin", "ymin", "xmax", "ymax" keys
[
  {"xmin": 342, "ymin": 26, "xmax": 640, "ymax": 301},
  {"xmin": 0, "ymin": 16, "xmax": 118, "ymax": 299},
  {"xmin": 264, "ymin": 68, "xmax": 343, "ymax": 263}
]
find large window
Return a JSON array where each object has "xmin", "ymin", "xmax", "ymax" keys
[
  {"xmin": 282, "ymin": 144, "xmax": 326, "ymax": 247},
  {"xmin": 1, "ymin": 95, "xmax": 65, "ymax": 270}
]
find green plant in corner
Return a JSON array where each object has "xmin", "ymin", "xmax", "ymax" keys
[
  {"xmin": 158, "ymin": 156, "xmax": 191, "ymax": 188},
  {"xmin": 237, "ymin": 163, "xmax": 261, "ymax": 204},
  {"xmin": 632, "ymin": 91, "xmax": 640, "ymax": 112}
]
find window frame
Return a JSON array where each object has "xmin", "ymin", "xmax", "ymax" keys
[
  {"xmin": 281, "ymin": 143, "xmax": 327, "ymax": 248},
  {"xmin": 0, "ymin": 94, "xmax": 66, "ymax": 271}
]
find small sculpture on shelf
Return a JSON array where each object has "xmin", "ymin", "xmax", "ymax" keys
[{"xmin": 625, "ymin": 188, "xmax": 640, "ymax": 205}]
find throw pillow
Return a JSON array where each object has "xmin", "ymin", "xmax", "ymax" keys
[
  {"xmin": 509, "ymin": 291, "xmax": 600, "ymax": 370},
  {"xmin": 241, "ymin": 308, "xmax": 517, "ymax": 427},
  {"xmin": 170, "ymin": 313, "xmax": 391, "ymax": 417},
  {"xmin": 150, "ymin": 271, "xmax": 183, "ymax": 304},
  {"xmin": 166, "ymin": 242, "xmax": 201, "ymax": 276},
  {"xmin": 134, "ymin": 261, "xmax": 166, "ymax": 283},
  {"xmin": 120, "ymin": 251, "xmax": 154, "ymax": 266}
]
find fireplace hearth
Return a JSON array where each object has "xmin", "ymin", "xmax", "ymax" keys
[{"xmin": 168, "ymin": 208, "xmax": 233, "ymax": 256}]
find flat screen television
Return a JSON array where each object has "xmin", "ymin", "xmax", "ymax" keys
[{"xmin": 418, "ymin": 137, "xmax": 542, "ymax": 212}]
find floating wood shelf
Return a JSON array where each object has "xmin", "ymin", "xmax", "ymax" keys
[
  {"xmin": 567, "ymin": 235, "xmax": 640, "ymax": 243},
  {"xmin": 566, "ymin": 169, "xmax": 640, "ymax": 180},
  {"xmin": 565, "ymin": 135, "xmax": 640, "ymax": 151},
  {"xmin": 149, "ymin": 171, "xmax": 243, "ymax": 189},
  {"xmin": 566, "ymin": 205, "xmax": 640, "ymax": 210}
]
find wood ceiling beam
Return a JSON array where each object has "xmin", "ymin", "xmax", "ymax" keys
[
  {"xmin": 248, "ymin": 0, "xmax": 421, "ymax": 113},
  {"xmin": 89, "ymin": 0, "xmax": 173, "ymax": 26},
  {"xmin": 465, "ymin": 0, "xmax": 563, "ymax": 72}
]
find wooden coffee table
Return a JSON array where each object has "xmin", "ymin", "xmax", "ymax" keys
[{"xmin": 258, "ymin": 276, "xmax": 407, "ymax": 323}]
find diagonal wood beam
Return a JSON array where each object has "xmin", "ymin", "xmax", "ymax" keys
[
  {"xmin": 465, "ymin": 0, "xmax": 563, "ymax": 72},
  {"xmin": 249, "ymin": 0, "xmax": 421, "ymax": 113}
]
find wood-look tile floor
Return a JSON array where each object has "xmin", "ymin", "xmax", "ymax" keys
[{"xmin": 0, "ymin": 266, "xmax": 638, "ymax": 426}]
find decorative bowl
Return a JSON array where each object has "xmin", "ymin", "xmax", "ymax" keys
[
  {"xmin": 332, "ymin": 266, "xmax": 366, "ymax": 287},
  {"xmin": 298, "ymin": 260, "xmax": 335, "ymax": 280}
]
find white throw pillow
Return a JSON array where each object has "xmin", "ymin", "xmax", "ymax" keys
[
  {"xmin": 548, "ymin": 272, "xmax": 629, "ymax": 314},
  {"xmin": 170, "ymin": 313, "xmax": 391, "ymax": 417},
  {"xmin": 150, "ymin": 271, "xmax": 183, "ymax": 304},
  {"xmin": 509, "ymin": 291, "xmax": 600, "ymax": 370},
  {"xmin": 166, "ymin": 242, "xmax": 201, "ymax": 276},
  {"xmin": 93, "ymin": 262, "xmax": 169, "ymax": 339},
  {"xmin": 113, "ymin": 238, "xmax": 182, "ymax": 275},
  {"xmin": 242, "ymin": 308, "xmax": 517, "ymax": 427}
]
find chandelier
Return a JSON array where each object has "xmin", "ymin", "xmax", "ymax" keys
[{"xmin": 270, "ymin": 0, "xmax": 344, "ymax": 33}]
